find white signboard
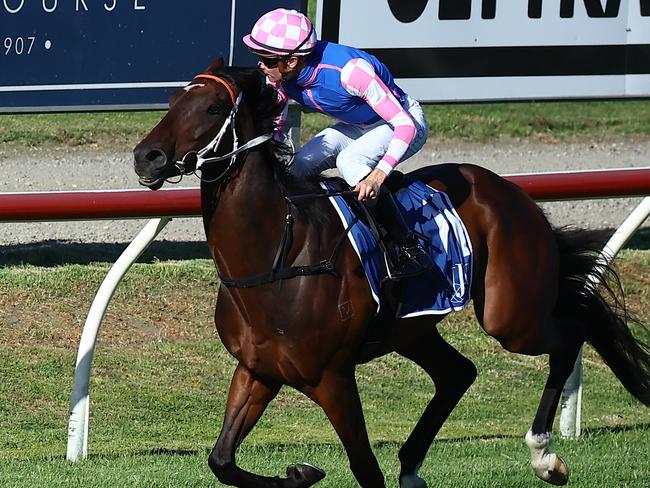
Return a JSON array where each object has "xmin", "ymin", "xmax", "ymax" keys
[{"xmin": 316, "ymin": 0, "xmax": 650, "ymax": 102}]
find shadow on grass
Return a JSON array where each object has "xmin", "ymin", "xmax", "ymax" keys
[
  {"xmin": 63, "ymin": 422, "xmax": 650, "ymax": 461},
  {"xmin": 7, "ymin": 422, "xmax": 649, "ymax": 463},
  {"xmin": 0, "ymin": 239, "xmax": 212, "ymax": 267},
  {"xmin": 627, "ymin": 227, "xmax": 650, "ymax": 250},
  {"xmin": 550, "ymin": 227, "xmax": 650, "ymax": 251},
  {"xmin": 376, "ymin": 421, "xmax": 650, "ymax": 447},
  {"xmin": 146, "ymin": 447, "xmax": 207, "ymax": 457},
  {"xmin": 581, "ymin": 422, "xmax": 650, "ymax": 436},
  {"xmin": 1, "ymin": 227, "xmax": 648, "ymax": 268}
]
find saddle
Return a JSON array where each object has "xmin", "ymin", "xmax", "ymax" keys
[{"xmin": 321, "ymin": 173, "xmax": 473, "ymax": 318}]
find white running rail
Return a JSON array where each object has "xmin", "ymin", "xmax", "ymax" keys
[{"xmin": 66, "ymin": 217, "xmax": 171, "ymax": 461}]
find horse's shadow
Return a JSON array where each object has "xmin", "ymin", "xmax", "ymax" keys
[
  {"xmin": 626, "ymin": 226, "xmax": 650, "ymax": 250},
  {"xmin": 26, "ymin": 422, "xmax": 650, "ymax": 463},
  {"xmin": 541, "ymin": 226, "xmax": 650, "ymax": 252},
  {"xmin": 1, "ymin": 228, "xmax": 648, "ymax": 268},
  {"xmin": 112, "ymin": 421, "xmax": 650, "ymax": 455},
  {"xmin": 0, "ymin": 239, "xmax": 211, "ymax": 267},
  {"xmin": 380, "ymin": 421, "xmax": 650, "ymax": 446}
]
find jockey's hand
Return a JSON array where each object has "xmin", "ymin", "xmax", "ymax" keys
[{"xmin": 354, "ymin": 168, "xmax": 387, "ymax": 202}]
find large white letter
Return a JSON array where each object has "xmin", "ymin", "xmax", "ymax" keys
[
  {"xmin": 134, "ymin": 0, "xmax": 146, "ymax": 11},
  {"xmin": 43, "ymin": 0, "xmax": 57, "ymax": 13},
  {"xmin": 104, "ymin": 0, "xmax": 116, "ymax": 12},
  {"xmin": 76, "ymin": 0, "xmax": 88, "ymax": 12},
  {"xmin": 3, "ymin": 0, "xmax": 25, "ymax": 13}
]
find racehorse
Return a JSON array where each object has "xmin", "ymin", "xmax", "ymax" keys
[{"xmin": 133, "ymin": 60, "xmax": 650, "ymax": 488}]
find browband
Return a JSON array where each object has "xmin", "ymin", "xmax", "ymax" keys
[{"xmin": 193, "ymin": 74, "xmax": 238, "ymax": 105}]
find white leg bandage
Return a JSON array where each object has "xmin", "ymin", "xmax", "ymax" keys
[{"xmin": 525, "ymin": 430, "xmax": 558, "ymax": 481}]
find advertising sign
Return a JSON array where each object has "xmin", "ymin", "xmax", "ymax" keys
[
  {"xmin": 317, "ymin": 0, "xmax": 650, "ymax": 102},
  {"xmin": 0, "ymin": 0, "xmax": 306, "ymax": 112}
]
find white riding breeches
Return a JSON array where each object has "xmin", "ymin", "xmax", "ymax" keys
[{"xmin": 289, "ymin": 97, "xmax": 428, "ymax": 186}]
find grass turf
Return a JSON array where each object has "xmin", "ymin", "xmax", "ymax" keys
[{"xmin": 0, "ymin": 251, "xmax": 648, "ymax": 485}]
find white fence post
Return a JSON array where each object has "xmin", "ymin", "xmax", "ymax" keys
[
  {"xmin": 559, "ymin": 347, "xmax": 583, "ymax": 437},
  {"xmin": 66, "ymin": 217, "xmax": 171, "ymax": 461},
  {"xmin": 560, "ymin": 196, "xmax": 650, "ymax": 438}
]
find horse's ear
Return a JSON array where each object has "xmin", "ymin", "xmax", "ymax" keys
[{"xmin": 205, "ymin": 58, "xmax": 225, "ymax": 73}]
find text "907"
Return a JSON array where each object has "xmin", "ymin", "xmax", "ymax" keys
[{"xmin": 4, "ymin": 36, "xmax": 36, "ymax": 55}]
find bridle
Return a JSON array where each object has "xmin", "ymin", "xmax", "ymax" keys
[
  {"xmin": 168, "ymin": 75, "xmax": 356, "ymax": 289},
  {"xmin": 174, "ymin": 73, "xmax": 273, "ymax": 183}
]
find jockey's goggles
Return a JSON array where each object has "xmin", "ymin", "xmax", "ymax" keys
[{"xmin": 257, "ymin": 55, "xmax": 285, "ymax": 68}]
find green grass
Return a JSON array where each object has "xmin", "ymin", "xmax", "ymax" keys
[
  {"xmin": 422, "ymin": 100, "xmax": 650, "ymax": 142},
  {"xmin": 1, "ymin": 430, "xmax": 649, "ymax": 487},
  {"xmin": 0, "ymin": 112, "xmax": 163, "ymax": 147},
  {"xmin": 0, "ymin": 251, "xmax": 649, "ymax": 486},
  {"xmin": 2, "ymin": 101, "xmax": 649, "ymax": 149}
]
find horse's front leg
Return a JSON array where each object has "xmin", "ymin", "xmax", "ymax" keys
[
  {"xmin": 306, "ymin": 369, "xmax": 386, "ymax": 488},
  {"xmin": 209, "ymin": 364, "xmax": 325, "ymax": 488}
]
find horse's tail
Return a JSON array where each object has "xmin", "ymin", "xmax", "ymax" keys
[{"xmin": 553, "ymin": 228, "xmax": 650, "ymax": 406}]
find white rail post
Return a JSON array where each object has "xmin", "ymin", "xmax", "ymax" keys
[
  {"xmin": 560, "ymin": 196, "xmax": 650, "ymax": 438},
  {"xmin": 559, "ymin": 347, "xmax": 583, "ymax": 437},
  {"xmin": 66, "ymin": 217, "xmax": 171, "ymax": 461}
]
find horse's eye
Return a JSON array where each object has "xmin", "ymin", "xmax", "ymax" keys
[{"xmin": 207, "ymin": 103, "xmax": 223, "ymax": 115}]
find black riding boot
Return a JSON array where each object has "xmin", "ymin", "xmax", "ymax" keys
[{"xmin": 370, "ymin": 189, "xmax": 434, "ymax": 280}]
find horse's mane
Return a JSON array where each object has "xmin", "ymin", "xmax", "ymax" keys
[{"xmin": 212, "ymin": 66, "xmax": 333, "ymax": 224}]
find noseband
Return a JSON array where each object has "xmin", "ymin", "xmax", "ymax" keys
[{"xmin": 175, "ymin": 74, "xmax": 273, "ymax": 182}]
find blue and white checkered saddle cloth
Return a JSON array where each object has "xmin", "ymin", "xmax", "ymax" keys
[{"xmin": 323, "ymin": 178, "xmax": 473, "ymax": 318}]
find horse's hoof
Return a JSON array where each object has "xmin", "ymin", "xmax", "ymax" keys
[
  {"xmin": 286, "ymin": 463, "xmax": 326, "ymax": 487},
  {"xmin": 399, "ymin": 473, "xmax": 428, "ymax": 488},
  {"xmin": 540, "ymin": 456, "xmax": 569, "ymax": 486}
]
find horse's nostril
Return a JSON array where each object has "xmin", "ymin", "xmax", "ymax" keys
[
  {"xmin": 146, "ymin": 150, "xmax": 164, "ymax": 163},
  {"xmin": 134, "ymin": 145, "xmax": 166, "ymax": 166}
]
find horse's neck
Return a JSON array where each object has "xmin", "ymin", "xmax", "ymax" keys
[{"xmin": 202, "ymin": 122, "xmax": 288, "ymax": 278}]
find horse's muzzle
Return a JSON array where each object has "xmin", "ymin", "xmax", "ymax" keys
[{"xmin": 133, "ymin": 144, "xmax": 172, "ymax": 190}]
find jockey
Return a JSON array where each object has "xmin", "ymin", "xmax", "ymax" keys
[{"xmin": 243, "ymin": 8, "xmax": 433, "ymax": 280}]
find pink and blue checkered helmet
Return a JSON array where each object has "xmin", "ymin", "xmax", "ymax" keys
[{"xmin": 243, "ymin": 8, "xmax": 317, "ymax": 57}]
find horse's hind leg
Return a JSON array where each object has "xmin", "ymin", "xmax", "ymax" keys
[
  {"xmin": 208, "ymin": 364, "xmax": 325, "ymax": 488},
  {"xmin": 395, "ymin": 326, "xmax": 477, "ymax": 488},
  {"xmin": 526, "ymin": 336, "xmax": 583, "ymax": 486}
]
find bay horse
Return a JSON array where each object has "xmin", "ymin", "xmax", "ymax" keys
[{"xmin": 133, "ymin": 61, "xmax": 650, "ymax": 488}]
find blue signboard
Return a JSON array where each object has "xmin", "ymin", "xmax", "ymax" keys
[{"xmin": 0, "ymin": 0, "xmax": 306, "ymax": 112}]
